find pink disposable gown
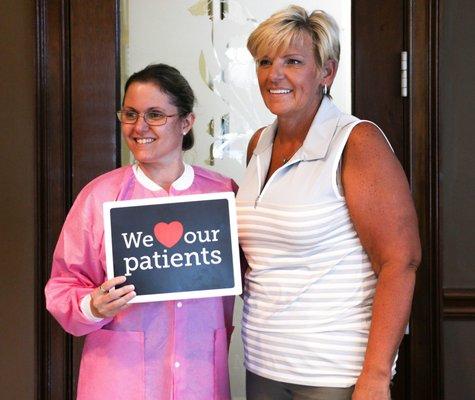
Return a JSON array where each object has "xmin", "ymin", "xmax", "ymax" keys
[{"xmin": 45, "ymin": 165, "xmax": 237, "ymax": 400}]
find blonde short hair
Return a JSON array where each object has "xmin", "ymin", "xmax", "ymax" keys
[{"xmin": 247, "ymin": 5, "xmax": 340, "ymax": 69}]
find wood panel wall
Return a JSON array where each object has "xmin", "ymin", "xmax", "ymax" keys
[
  {"xmin": 438, "ymin": 0, "xmax": 475, "ymax": 398},
  {"xmin": 36, "ymin": 1, "xmax": 120, "ymax": 398},
  {"xmin": 0, "ymin": 0, "xmax": 36, "ymax": 397}
]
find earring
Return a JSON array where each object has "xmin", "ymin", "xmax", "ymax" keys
[
  {"xmin": 323, "ymin": 84, "xmax": 328, "ymax": 96},
  {"xmin": 182, "ymin": 131, "xmax": 187, "ymax": 136}
]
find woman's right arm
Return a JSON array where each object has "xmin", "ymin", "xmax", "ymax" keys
[{"xmin": 45, "ymin": 190, "xmax": 135, "ymax": 336}]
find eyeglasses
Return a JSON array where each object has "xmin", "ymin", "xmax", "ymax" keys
[{"xmin": 116, "ymin": 109, "xmax": 178, "ymax": 126}]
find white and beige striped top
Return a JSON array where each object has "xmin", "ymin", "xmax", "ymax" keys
[{"xmin": 236, "ymin": 98, "xmax": 396, "ymax": 387}]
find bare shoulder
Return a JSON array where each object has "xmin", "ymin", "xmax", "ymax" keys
[
  {"xmin": 342, "ymin": 121, "xmax": 401, "ymax": 182},
  {"xmin": 342, "ymin": 120, "xmax": 404, "ymax": 195},
  {"xmin": 246, "ymin": 127, "xmax": 266, "ymax": 165},
  {"xmin": 345, "ymin": 122, "xmax": 392, "ymax": 158}
]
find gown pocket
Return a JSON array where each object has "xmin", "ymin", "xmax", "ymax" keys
[{"xmin": 77, "ymin": 329, "xmax": 145, "ymax": 400}]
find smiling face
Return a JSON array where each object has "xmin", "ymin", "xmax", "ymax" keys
[
  {"xmin": 121, "ymin": 82, "xmax": 194, "ymax": 168},
  {"xmin": 256, "ymin": 33, "xmax": 329, "ymax": 121}
]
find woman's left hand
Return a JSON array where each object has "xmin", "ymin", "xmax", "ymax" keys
[
  {"xmin": 352, "ymin": 374, "xmax": 391, "ymax": 399},
  {"xmin": 90, "ymin": 276, "xmax": 136, "ymax": 318}
]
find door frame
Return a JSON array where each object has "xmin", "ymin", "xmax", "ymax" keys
[
  {"xmin": 36, "ymin": 1, "xmax": 441, "ymax": 398},
  {"xmin": 407, "ymin": 0, "xmax": 443, "ymax": 398},
  {"xmin": 36, "ymin": 0, "xmax": 120, "ymax": 398}
]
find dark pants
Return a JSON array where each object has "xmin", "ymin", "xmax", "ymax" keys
[{"xmin": 246, "ymin": 370, "xmax": 354, "ymax": 400}]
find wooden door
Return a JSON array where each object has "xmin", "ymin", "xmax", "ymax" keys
[{"xmin": 36, "ymin": 0, "xmax": 439, "ymax": 398}]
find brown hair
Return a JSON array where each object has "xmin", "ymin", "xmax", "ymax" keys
[{"xmin": 124, "ymin": 64, "xmax": 195, "ymax": 150}]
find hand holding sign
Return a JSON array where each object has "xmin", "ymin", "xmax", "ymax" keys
[{"xmin": 90, "ymin": 276, "xmax": 136, "ymax": 318}]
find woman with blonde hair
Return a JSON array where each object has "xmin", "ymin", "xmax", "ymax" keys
[{"xmin": 236, "ymin": 5, "xmax": 420, "ymax": 399}]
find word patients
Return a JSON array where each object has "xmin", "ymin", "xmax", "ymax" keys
[{"xmin": 121, "ymin": 226, "xmax": 222, "ymax": 277}]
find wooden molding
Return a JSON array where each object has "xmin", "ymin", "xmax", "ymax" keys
[
  {"xmin": 36, "ymin": 1, "xmax": 73, "ymax": 398},
  {"xmin": 443, "ymin": 289, "xmax": 475, "ymax": 319},
  {"xmin": 36, "ymin": 0, "xmax": 120, "ymax": 398},
  {"xmin": 408, "ymin": 0, "xmax": 443, "ymax": 398}
]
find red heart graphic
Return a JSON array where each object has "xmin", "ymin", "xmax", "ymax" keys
[{"xmin": 153, "ymin": 221, "xmax": 184, "ymax": 248}]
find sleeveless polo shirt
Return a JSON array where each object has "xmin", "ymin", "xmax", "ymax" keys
[{"xmin": 236, "ymin": 97, "xmax": 396, "ymax": 387}]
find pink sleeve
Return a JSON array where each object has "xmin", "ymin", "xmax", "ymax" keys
[{"xmin": 45, "ymin": 188, "xmax": 112, "ymax": 336}]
